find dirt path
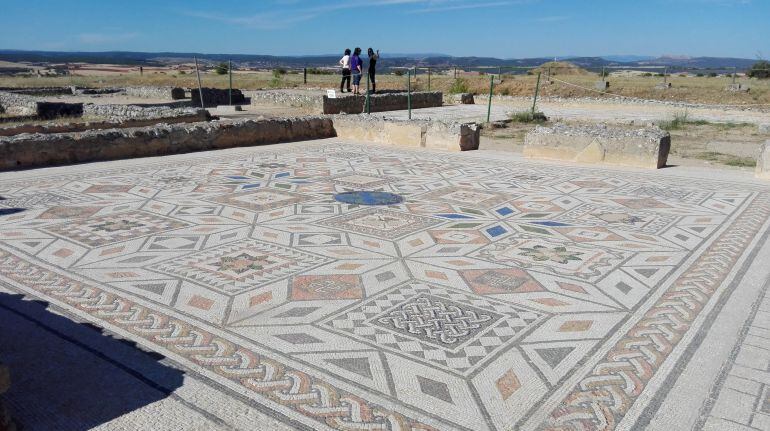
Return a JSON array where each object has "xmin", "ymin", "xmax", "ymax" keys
[{"xmin": 477, "ymin": 97, "xmax": 770, "ymax": 126}]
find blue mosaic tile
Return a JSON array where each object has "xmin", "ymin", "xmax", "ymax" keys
[
  {"xmin": 496, "ymin": 207, "xmax": 514, "ymax": 216},
  {"xmin": 334, "ymin": 191, "xmax": 404, "ymax": 206},
  {"xmin": 532, "ymin": 221, "xmax": 571, "ymax": 227},
  {"xmin": 486, "ymin": 226, "xmax": 507, "ymax": 237}
]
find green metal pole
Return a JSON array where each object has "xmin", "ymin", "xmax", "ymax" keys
[
  {"xmin": 532, "ymin": 72, "xmax": 542, "ymax": 114},
  {"xmin": 228, "ymin": 59, "xmax": 232, "ymax": 105},
  {"xmin": 407, "ymin": 69, "xmax": 412, "ymax": 120},
  {"xmin": 366, "ymin": 73, "xmax": 371, "ymax": 114},
  {"xmin": 486, "ymin": 75, "xmax": 494, "ymax": 123},
  {"xmin": 304, "ymin": 67, "xmax": 307, "ymax": 85}
]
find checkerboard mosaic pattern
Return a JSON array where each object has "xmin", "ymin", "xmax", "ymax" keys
[{"xmin": 1, "ymin": 142, "xmax": 769, "ymax": 431}]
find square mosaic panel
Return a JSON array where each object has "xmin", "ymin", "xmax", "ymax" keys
[
  {"xmin": 150, "ymin": 240, "xmax": 330, "ymax": 294},
  {"xmin": 327, "ymin": 282, "xmax": 545, "ymax": 373},
  {"xmin": 210, "ymin": 189, "xmax": 309, "ymax": 212},
  {"xmin": 44, "ymin": 210, "xmax": 190, "ymax": 247},
  {"xmin": 318, "ymin": 208, "xmax": 443, "ymax": 240}
]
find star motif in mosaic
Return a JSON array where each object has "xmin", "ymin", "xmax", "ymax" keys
[
  {"xmin": 318, "ymin": 207, "xmax": 443, "ymax": 239},
  {"xmin": 2, "ymin": 142, "xmax": 768, "ymax": 431},
  {"xmin": 210, "ymin": 189, "xmax": 309, "ymax": 212},
  {"xmin": 44, "ymin": 210, "xmax": 189, "ymax": 247},
  {"xmin": 150, "ymin": 240, "xmax": 330, "ymax": 294}
]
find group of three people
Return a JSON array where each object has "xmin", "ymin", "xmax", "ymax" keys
[{"xmin": 339, "ymin": 47, "xmax": 379, "ymax": 95}]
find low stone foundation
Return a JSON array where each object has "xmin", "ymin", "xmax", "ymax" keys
[
  {"xmin": 192, "ymin": 88, "xmax": 246, "ymax": 108},
  {"xmin": 0, "ymin": 117, "xmax": 335, "ymax": 171},
  {"xmin": 757, "ymin": 141, "xmax": 770, "ymax": 180},
  {"xmin": 323, "ymin": 92, "xmax": 443, "ymax": 114},
  {"xmin": 82, "ymin": 104, "xmax": 201, "ymax": 121},
  {"xmin": 0, "ymin": 109, "xmax": 209, "ymax": 136},
  {"xmin": 759, "ymin": 124, "xmax": 770, "ymax": 134},
  {"xmin": 332, "ymin": 115, "xmax": 479, "ymax": 152},
  {"xmin": 524, "ymin": 123, "xmax": 671, "ymax": 169}
]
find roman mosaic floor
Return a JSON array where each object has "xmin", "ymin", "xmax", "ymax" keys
[{"xmin": 2, "ymin": 141, "xmax": 770, "ymax": 431}]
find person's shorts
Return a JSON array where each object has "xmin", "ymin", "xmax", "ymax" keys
[{"xmin": 352, "ymin": 72, "xmax": 362, "ymax": 85}]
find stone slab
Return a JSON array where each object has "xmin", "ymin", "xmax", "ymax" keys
[
  {"xmin": 757, "ymin": 140, "xmax": 770, "ymax": 180},
  {"xmin": 524, "ymin": 123, "xmax": 671, "ymax": 169}
]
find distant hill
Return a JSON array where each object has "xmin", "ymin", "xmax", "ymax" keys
[{"xmin": 0, "ymin": 49, "xmax": 760, "ymax": 72}]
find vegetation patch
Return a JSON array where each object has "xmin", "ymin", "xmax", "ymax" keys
[
  {"xmin": 695, "ymin": 151, "xmax": 756, "ymax": 167},
  {"xmin": 509, "ymin": 111, "xmax": 548, "ymax": 123}
]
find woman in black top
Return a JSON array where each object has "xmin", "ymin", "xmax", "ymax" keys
[{"xmin": 367, "ymin": 48, "xmax": 379, "ymax": 94}]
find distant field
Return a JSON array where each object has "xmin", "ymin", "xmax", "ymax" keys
[{"xmin": 0, "ymin": 67, "xmax": 768, "ymax": 105}]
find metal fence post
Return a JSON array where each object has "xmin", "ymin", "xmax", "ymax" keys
[
  {"xmin": 304, "ymin": 67, "xmax": 307, "ymax": 85},
  {"xmin": 454, "ymin": 66, "xmax": 457, "ymax": 79},
  {"xmin": 486, "ymin": 75, "xmax": 494, "ymax": 123},
  {"xmin": 194, "ymin": 56, "xmax": 205, "ymax": 109},
  {"xmin": 428, "ymin": 67, "xmax": 431, "ymax": 92},
  {"xmin": 228, "ymin": 59, "xmax": 233, "ymax": 106},
  {"xmin": 531, "ymin": 72, "xmax": 542, "ymax": 114},
  {"xmin": 407, "ymin": 69, "xmax": 412, "ymax": 120},
  {"xmin": 366, "ymin": 73, "xmax": 371, "ymax": 114}
]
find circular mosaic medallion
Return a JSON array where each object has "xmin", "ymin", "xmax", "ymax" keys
[{"xmin": 334, "ymin": 191, "xmax": 404, "ymax": 206}]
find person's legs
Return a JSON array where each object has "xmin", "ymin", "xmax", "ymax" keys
[
  {"xmin": 353, "ymin": 73, "xmax": 362, "ymax": 94},
  {"xmin": 369, "ymin": 69, "xmax": 376, "ymax": 93},
  {"xmin": 340, "ymin": 70, "xmax": 351, "ymax": 92}
]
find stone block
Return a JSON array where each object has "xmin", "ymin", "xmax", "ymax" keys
[
  {"xmin": 655, "ymin": 82, "xmax": 673, "ymax": 90},
  {"xmin": 192, "ymin": 88, "xmax": 246, "ymax": 108},
  {"xmin": 332, "ymin": 115, "xmax": 479, "ymax": 152},
  {"xmin": 595, "ymin": 81, "xmax": 610, "ymax": 90},
  {"xmin": 452, "ymin": 93, "xmax": 475, "ymax": 104},
  {"xmin": 726, "ymin": 83, "xmax": 751, "ymax": 93},
  {"xmin": 757, "ymin": 141, "xmax": 770, "ymax": 180},
  {"xmin": 323, "ymin": 92, "xmax": 442, "ymax": 115},
  {"xmin": 524, "ymin": 123, "xmax": 671, "ymax": 169},
  {"xmin": 759, "ymin": 124, "xmax": 770, "ymax": 134}
]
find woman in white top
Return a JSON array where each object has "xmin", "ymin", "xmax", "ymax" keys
[{"xmin": 339, "ymin": 49, "xmax": 352, "ymax": 93}]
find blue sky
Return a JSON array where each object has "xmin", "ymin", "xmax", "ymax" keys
[{"xmin": 1, "ymin": 0, "xmax": 767, "ymax": 58}]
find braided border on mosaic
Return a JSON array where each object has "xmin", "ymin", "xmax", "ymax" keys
[
  {"xmin": 0, "ymin": 253, "xmax": 437, "ymax": 431},
  {"xmin": 539, "ymin": 192, "xmax": 770, "ymax": 431}
]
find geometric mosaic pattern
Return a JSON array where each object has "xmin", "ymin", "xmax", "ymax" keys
[{"xmin": 1, "ymin": 141, "xmax": 769, "ymax": 431}]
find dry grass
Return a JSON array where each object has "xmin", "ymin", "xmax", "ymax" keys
[{"xmin": 1, "ymin": 70, "xmax": 768, "ymax": 105}]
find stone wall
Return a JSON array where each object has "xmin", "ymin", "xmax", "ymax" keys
[
  {"xmin": 322, "ymin": 92, "xmax": 443, "ymax": 114},
  {"xmin": 245, "ymin": 90, "xmax": 324, "ymax": 111},
  {"xmin": 0, "ymin": 117, "xmax": 335, "ymax": 170},
  {"xmin": 125, "ymin": 86, "xmax": 187, "ymax": 100},
  {"xmin": 757, "ymin": 141, "xmax": 770, "ymax": 180},
  {"xmin": 0, "ymin": 109, "xmax": 209, "ymax": 136},
  {"xmin": 191, "ymin": 88, "xmax": 246, "ymax": 107},
  {"xmin": 332, "ymin": 115, "xmax": 479, "ymax": 152},
  {"xmin": 524, "ymin": 123, "xmax": 671, "ymax": 169},
  {"xmin": 82, "ymin": 104, "xmax": 202, "ymax": 121},
  {"xmin": 0, "ymin": 91, "xmax": 38, "ymax": 115}
]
